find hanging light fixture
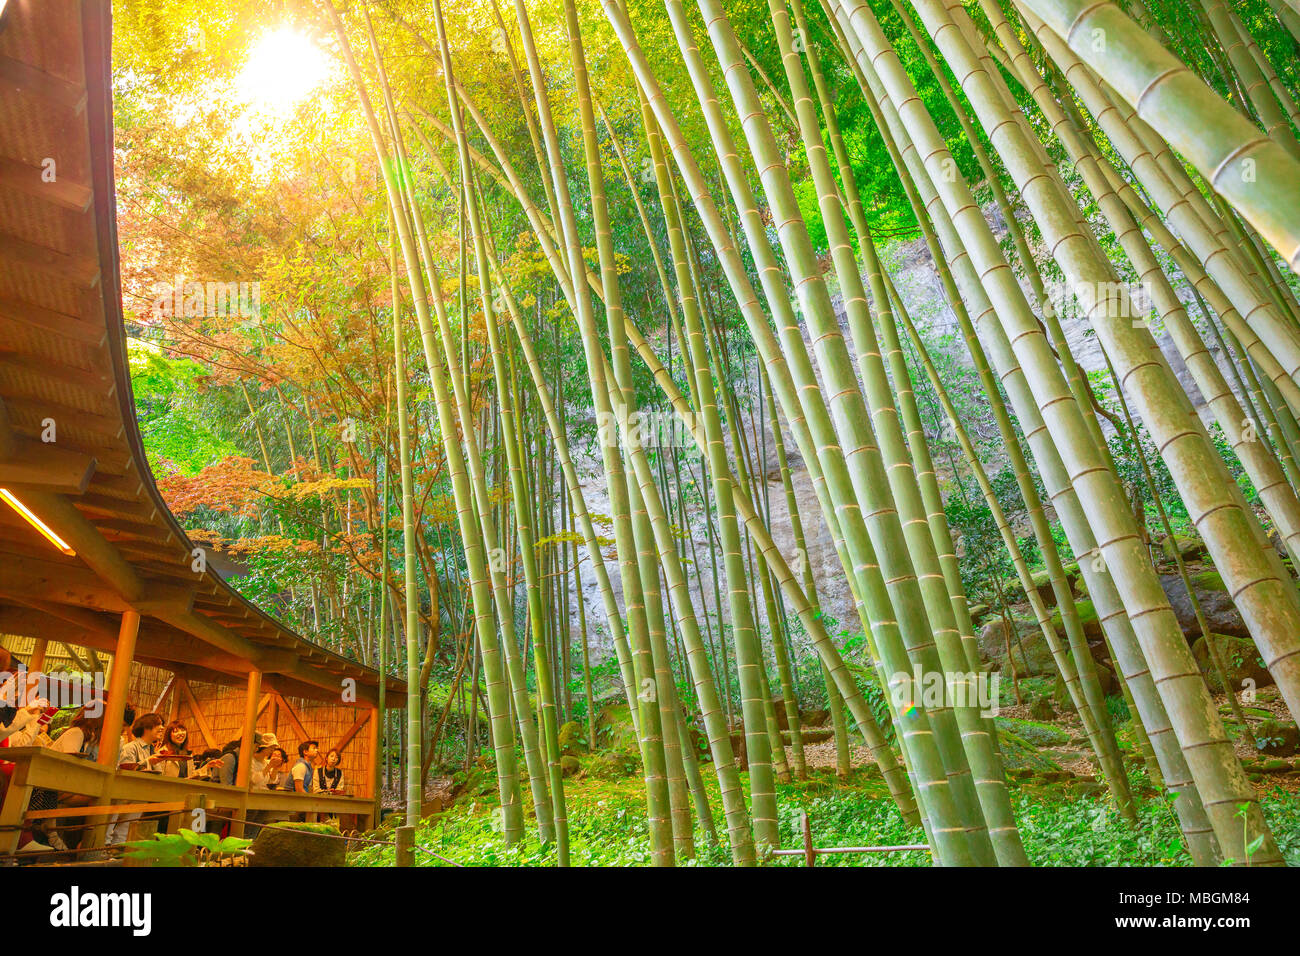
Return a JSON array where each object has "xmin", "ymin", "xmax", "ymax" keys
[{"xmin": 0, "ymin": 488, "xmax": 76, "ymax": 556}]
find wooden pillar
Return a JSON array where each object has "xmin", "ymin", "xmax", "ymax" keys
[
  {"xmin": 97, "ymin": 610, "xmax": 140, "ymax": 768},
  {"xmin": 368, "ymin": 704, "xmax": 381, "ymax": 827},
  {"xmin": 21, "ymin": 639, "xmax": 48, "ymax": 711},
  {"xmin": 234, "ymin": 668, "xmax": 262, "ymax": 787},
  {"xmin": 395, "ymin": 824, "xmax": 414, "ymax": 867},
  {"xmin": 232, "ymin": 667, "xmax": 262, "ymax": 838},
  {"xmin": 88, "ymin": 610, "xmax": 139, "ymax": 848}
]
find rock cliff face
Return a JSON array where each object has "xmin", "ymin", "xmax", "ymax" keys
[{"xmin": 560, "ymin": 203, "xmax": 1244, "ymax": 674}]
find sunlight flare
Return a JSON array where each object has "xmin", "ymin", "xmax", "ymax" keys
[{"xmin": 235, "ymin": 27, "xmax": 330, "ymax": 114}]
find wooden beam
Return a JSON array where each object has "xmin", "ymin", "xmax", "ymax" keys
[
  {"xmin": 151, "ymin": 675, "xmax": 176, "ymax": 715},
  {"xmin": 4, "ymin": 597, "xmax": 119, "ymax": 641},
  {"xmin": 0, "ymin": 155, "xmax": 93, "ymax": 212},
  {"xmin": 176, "ymin": 677, "xmax": 218, "ymax": 751},
  {"xmin": 0, "ymin": 53, "xmax": 88, "ymax": 113},
  {"xmin": 0, "ymin": 229, "xmax": 100, "ymax": 286},
  {"xmin": 95, "ymin": 518, "xmax": 171, "ymax": 541},
  {"xmin": 75, "ymin": 493, "xmax": 157, "ymax": 523},
  {"xmin": 24, "ymin": 800, "xmax": 186, "ymax": 820},
  {"xmin": 0, "ymin": 438, "xmax": 97, "ymax": 494},
  {"xmin": 0, "ymin": 295, "xmax": 104, "ymax": 347},
  {"xmin": 333, "ymin": 710, "xmax": 370, "ymax": 753},
  {"xmin": 0, "ymin": 558, "xmax": 191, "ymax": 614},
  {"xmin": 272, "ymin": 691, "xmax": 311, "ymax": 743},
  {"xmin": 16, "ymin": 491, "xmax": 143, "ymax": 601},
  {"xmin": 0, "ymin": 354, "xmax": 114, "ymax": 393}
]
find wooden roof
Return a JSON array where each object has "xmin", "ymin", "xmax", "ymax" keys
[{"xmin": 0, "ymin": 0, "xmax": 403, "ymax": 707}]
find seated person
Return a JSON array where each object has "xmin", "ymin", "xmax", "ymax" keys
[
  {"xmin": 288, "ymin": 739, "xmax": 319, "ymax": 793},
  {"xmin": 117, "ymin": 713, "xmax": 165, "ymax": 770},
  {"xmin": 189, "ymin": 748, "xmax": 224, "ymax": 781},
  {"xmin": 0, "ymin": 696, "xmax": 51, "ymax": 747},
  {"xmin": 0, "ymin": 655, "xmax": 51, "ymax": 747},
  {"xmin": 107, "ymin": 713, "xmax": 165, "ymax": 847},
  {"xmin": 156, "ymin": 721, "xmax": 192, "ymax": 779},
  {"xmin": 264, "ymin": 746, "xmax": 290, "ymax": 789},
  {"xmin": 51, "ymin": 709, "xmax": 104, "ymax": 758},
  {"xmin": 216, "ymin": 731, "xmax": 281, "ymax": 787},
  {"xmin": 0, "ymin": 692, "xmax": 60, "ymax": 853},
  {"xmin": 317, "ymin": 748, "xmax": 346, "ymax": 794}
]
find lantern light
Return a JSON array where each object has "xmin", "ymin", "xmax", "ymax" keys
[{"xmin": 0, "ymin": 488, "xmax": 76, "ymax": 556}]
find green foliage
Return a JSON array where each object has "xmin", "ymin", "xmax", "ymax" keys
[
  {"xmin": 1106, "ymin": 694, "xmax": 1131, "ymax": 725},
  {"xmin": 348, "ymin": 764, "xmax": 1300, "ymax": 867},
  {"xmin": 129, "ymin": 339, "xmax": 242, "ymax": 476},
  {"xmin": 122, "ymin": 828, "xmax": 252, "ymax": 867}
]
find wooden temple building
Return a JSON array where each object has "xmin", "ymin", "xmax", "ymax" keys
[{"xmin": 0, "ymin": 0, "xmax": 404, "ymax": 855}]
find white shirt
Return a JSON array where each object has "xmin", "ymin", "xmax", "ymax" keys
[
  {"xmin": 249, "ymin": 754, "xmax": 270, "ymax": 788},
  {"xmin": 0, "ymin": 708, "xmax": 41, "ymax": 746},
  {"xmin": 51, "ymin": 726, "xmax": 87, "ymax": 754}
]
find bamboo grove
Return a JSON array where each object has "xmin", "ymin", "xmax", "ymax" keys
[{"xmin": 121, "ymin": 0, "xmax": 1300, "ymax": 866}]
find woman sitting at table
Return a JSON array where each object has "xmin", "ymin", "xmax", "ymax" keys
[
  {"xmin": 51, "ymin": 709, "xmax": 104, "ymax": 758},
  {"xmin": 317, "ymin": 748, "xmax": 345, "ymax": 794},
  {"xmin": 34, "ymin": 710, "xmax": 109, "ymax": 851},
  {"xmin": 264, "ymin": 746, "xmax": 290, "ymax": 789},
  {"xmin": 0, "ymin": 693, "xmax": 60, "ymax": 854},
  {"xmin": 156, "ymin": 721, "xmax": 191, "ymax": 779},
  {"xmin": 0, "ymin": 698, "xmax": 49, "ymax": 747}
]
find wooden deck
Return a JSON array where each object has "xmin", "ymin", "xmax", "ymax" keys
[{"xmin": 1, "ymin": 747, "xmax": 376, "ymax": 856}]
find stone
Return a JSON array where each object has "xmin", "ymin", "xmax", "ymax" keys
[
  {"xmin": 557, "ymin": 721, "xmax": 587, "ymax": 756},
  {"xmin": 1160, "ymin": 572, "xmax": 1249, "ymax": 640},
  {"xmin": 995, "ymin": 728, "xmax": 1060, "ymax": 772},
  {"xmin": 801, "ymin": 708, "xmax": 831, "ymax": 728},
  {"xmin": 998, "ymin": 717, "xmax": 1068, "ymax": 748},
  {"xmin": 1253, "ymin": 720, "xmax": 1299, "ymax": 757},
  {"xmin": 1004, "ymin": 568, "xmax": 1077, "ymax": 609},
  {"xmin": 978, "ymin": 618, "xmax": 1054, "ymax": 676},
  {"xmin": 1051, "ymin": 675, "xmax": 1074, "ymax": 713},
  {"xmin": 1161, "ymin": 535, "xmax": 1208, "ymax": 562},
  {"xmin": 560, "ymin": 755, "xmax": 581, "ymax": 777},
  {"xmin": 1047, "ymin": 599, "xmax": 1105, "ymax": 646},
  {"xmin": 1028, "ymin": 696, "xmax": 1056, "ymax": 721},
  {"xmin": 594, "ymin": 704, "xmax": 639, "ymax": 753},
  {"xmin": 586, "ymin": 752, "xmax": 638, "ymax": 779},
  {"xmin": 1088, "ymin": 659, "xmax": 1118, "ymax": 696},
  {"xmin": 1191, "ymin": 634, "xmax": 1273, "ymax": 692},
  {"xmin": 248, "ymin": 823, "xmax": 346, "ymax": 867}
]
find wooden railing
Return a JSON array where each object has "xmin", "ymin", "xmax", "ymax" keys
[
  {"xmin": 0, "ymin": 747, "xmax": 376, "ymax": 856},
  {"xmin": 768, "ymin": 812, "xmax": 932, "ymax": 866}
]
